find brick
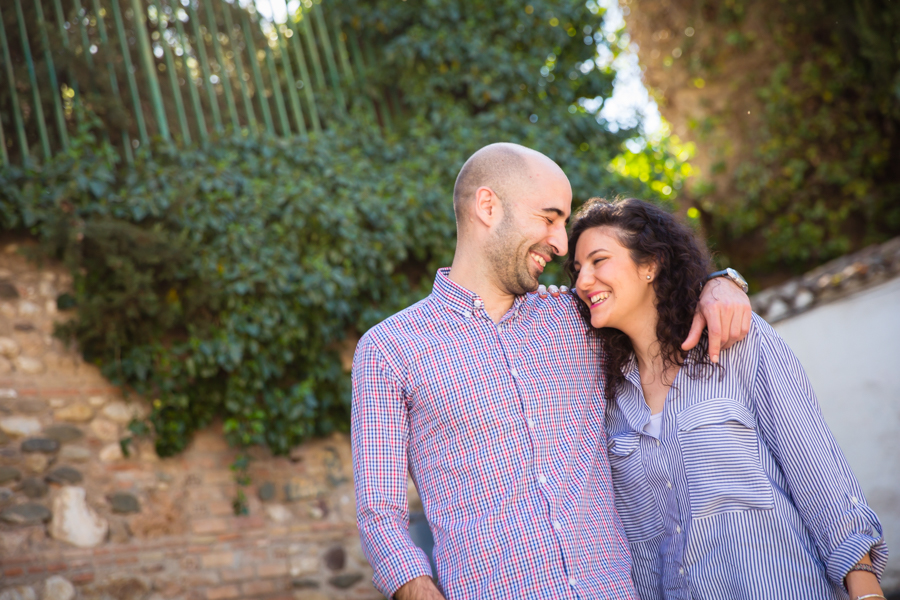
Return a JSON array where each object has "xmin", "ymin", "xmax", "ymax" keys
[
  {"xmin": 28, "ymin": 565, "xmax": 46, "ymax": 574},
  {"xmin": 45, "ymin": 563, "xmax": 67, "ymax": 572},
  {"xmin": 184, "ymin": 571, "xmax": 220, "ymax": 586},
  {"xmin": 208, "ymin": 500, "xmax": 234, "ymax": 517},
  {"xmin": 240, "ymin": 579, "xmax": 282, "ymax": 596},
  {"xmin": 70, "ymin": 571, "xmax": 95, "ymax": 584},
  {"xmin": 220, "ymin": 566, "xmax": 255, "ymax": 583},
  {"xmin": 4, "ymin": 567, "xmax": 24, "ymax": 577},
  {"xmin": 256, "ymin": 561, "xmax": 289, "ymax": 578},
  {"xmin": 205, "ymin": 584, "xmax": 240, "ymax": 600},
  {"xmin": 192, "ymin": 517, "xmax": 230, "ymax": 534},
  {"xmin": 201, "ymin": 552, "xmax": 235, "ymax": 569}
]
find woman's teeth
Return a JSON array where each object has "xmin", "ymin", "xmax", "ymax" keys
[
  {"xmin": 531, "ymin": 253, "xmax": 547, "ymax": 268},
  {"xmin": 590, "ymin": 292, "xmax": 610, "ymax": 305}
]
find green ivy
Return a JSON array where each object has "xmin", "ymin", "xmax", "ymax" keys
[{"xmin": 0, "ymin": 1, "xmax": 684, "ymax": 460}]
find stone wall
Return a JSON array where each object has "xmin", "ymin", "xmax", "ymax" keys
[{"xmin": 0, "ymin": 242, "xmax": 382, "ymax": 600}]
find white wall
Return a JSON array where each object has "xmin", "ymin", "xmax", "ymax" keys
[{"xmin": 773, "ymin": 277, "xmax": 900, "ymax": 591}]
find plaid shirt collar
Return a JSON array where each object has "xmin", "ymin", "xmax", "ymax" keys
[{"xmin": 432, "ymin": 267, "xmax": 529, "ymax": 322}]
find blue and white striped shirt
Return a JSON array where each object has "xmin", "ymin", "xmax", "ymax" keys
[{"xmin": 605, "ymin": 313, "xmax": 888, "ymax": 600}]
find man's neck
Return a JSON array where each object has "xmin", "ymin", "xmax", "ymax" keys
[{"xmin": 447, "ymin": 256, "xmax": 518, "ymax": 324}]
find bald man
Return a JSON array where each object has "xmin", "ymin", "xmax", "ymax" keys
[{"xmin": 351, "ymin": 143, "xmax": 751, "ymax": 600}]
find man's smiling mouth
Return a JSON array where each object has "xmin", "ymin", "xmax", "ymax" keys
[{"xmin": 530, "ymin": 252, "xmax": 547, "ymax": 270}]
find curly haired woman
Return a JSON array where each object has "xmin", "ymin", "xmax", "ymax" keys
[{"xmin": 565, "ymin": 197, "xmax": 888, "ymax": 600}]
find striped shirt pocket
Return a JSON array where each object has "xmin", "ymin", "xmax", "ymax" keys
[
  {"xmin": 676, "ymin": 398, "xmax": 775, "ymax": 519},
  {"xmin": 607, "ymin": 432, "xmax": 665, "ymax": 542}
]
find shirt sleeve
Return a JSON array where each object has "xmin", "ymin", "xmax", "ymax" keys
[
  {"xmin": 750, "ymin": 316, "xmax": 889, "ymax": 587},
  {"xmin": 351, "ymin": 333, "xmax": 433, "ymax": 597}
]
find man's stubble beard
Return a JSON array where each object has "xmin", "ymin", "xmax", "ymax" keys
[{"xmin": 485, "ymin": 212, "xmax": 546, "ymax": 296}]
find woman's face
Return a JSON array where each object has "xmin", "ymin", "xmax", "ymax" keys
[{"xmin": 573, "ymin": 226, "xmax": 657, "ymax": 334}]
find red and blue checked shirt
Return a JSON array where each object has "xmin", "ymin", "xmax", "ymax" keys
[{"xmin": 351, "ymin": 268, "xmax": 637, "ymax": 599}]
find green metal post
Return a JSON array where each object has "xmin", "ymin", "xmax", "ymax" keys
[
  {"xmin": 151, "ymin": 0, "xmax": 190, "ymax": 143},
  {"xmin": 51, "ymin": 0, "xmax": 79, "ymax": 100},
  {"xmin": 300, "ymin": 11, "xmax": 325, "ymax": 90},
  {"xmin": 202, "ymin": 0, "xmax": 239, "ymax": 131},
  {"xmin": 14, "ymin": 0, "xmax": 51, "ymax": 160},
  {"xmin": 266, "ymin": 0, "xmax": 305, "ymax": 136},
  {"xmin": 33, "ymin": 0, "xmax": 68, "ymax": 150},
  {"xmin": 172, "ymin": 10, "xmax": 208, "ymax": 143},
  {"xmin": 251, "ymin": 5, "xmax": 289, "ymax": 136},
  {"xmin": 110, "ymin": 0, "xmax": 150, "ymax": 146},
  {"xmin": 220, "ymin": 2, "xmax": 256, "ymax": 134},
  {"xmin": 287, "ymin": 17, "xmax": 319, "ymax": 133},
  {"xmin": 0, "ymin": 5, "xmax": 27, "ymax": 161},
  {"xmin": 71, "ymin": 0, "xmax": 94, "ymax": 70},
  {"xmin": 129, "ymin": 0, "xmax": 169, "ymax": 141},
  {"xmin": 311, "ymin": 3, "xmax": 344, "ymax": 114},
  {"xmin": 333, "ymin": 13, "xmax": 353, "ymax": 84},
  {"xmin": 240, "ymin": 10, "xmax": 272, "ymax": 135},
  {"xmin": 91, "ymin": 0, "xmax": 133, "ymax": 163},
  {"xmin": 186, "ymin": 0, "xmax": 222, "ymax": 133}
]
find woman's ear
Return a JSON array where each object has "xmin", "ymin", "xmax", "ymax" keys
[{"xmin": 641, "ymin": 261, "xmax": 658, "ymax": 283}]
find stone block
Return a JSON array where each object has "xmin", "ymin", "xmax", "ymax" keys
[
  {"xmin": 89, "ymin": 419, "xmax": 119, "ymax": 441},
  {"xmin": 323, "ymin": 546, "xmax": 346, "ymax": 572},
  {"xmin": 0, "ymin": 587, "xmax": 36, "ymax": 600},
  {"xmin": 19, "ymin": 477, "xmax": 48, "ymax": 498},
  {"xmin": 0, "ymin": 466, "xmax": 21, "ymax": 485},
  {"xmin": 0, "ymin": 416, "xmax": 41, "ymax": 437},
  {"xmin": 99, "ymin": 443, "xmax": 124, "ymax": 462},
  {"xmin": 14, "ymin": 357, "xmax": 45, "ymax": 375},
  {"xmin": 45, "ymin": 466, "xmax": 83, "ymax": 485},
  {"xmin": 21, "ymin": 438, "xmax": 60, "ymax": 453},
  {"xmin": 42, "ymin": 576, "xmax": 75, "ymax": 600},
  {"xmin": 43, "ymin": 425, "xmax": 84, "ymax": 444},
  {"xmin": 22, "ymin": 453, "xmax": 50, "ymax": 474},
  {"xmin": 0, "ymin": 503, "xmax": 52, "ymax": 525},
  {"xmin": 0, "ymin": 336, "xmax": 20, "ymax": 358},
  {"xmin": 257, "ymin": 481, "xmax": 276, "ymax": 502},
  {"xmin": 200, "ymin": 552, "xmax": 235, "ymax": 569},
  {"xmin": 58, "ymin": 446, "xmax": 91, "ymax": 462},
  {"xmin": 257, "ymin": 562, "xmax": 289, "ymax": 578},
  {"xmin": 205, "ymin": 585, "xmax": 239, "ymax": 600},
  {"xmin": 49, "ymin": 486, "xmax": 108, "ymax": 548},
  {"xmin": 14, "ymin": 398, "xmax": 47, "ymax": 413},
  {"xmin": 328, "ymin": 573, "xmax": 363, "ymax": 589},
  {"xmin": 53, "ymin": 404, "xmax": 94, "ymax": 423},
  {"xmin": 0, "ymin": 357, "xmax": 12, "ymax": 374},
  {"xmin": 109, "ymin": 492, "xmax": 140, "ymax": 514},
  {"xmin": 101, "ymin": 401, "xmax": 142, "ymax": 424}
]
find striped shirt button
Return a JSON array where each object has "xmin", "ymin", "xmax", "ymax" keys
[
  {"xmin": 655, "ymin": 439, "xmax": 661, "ymax": 447},
  {"xmin": 666, "ymin": 481, "xmax": 672, "ymax": 489},
  {"xmin": 679, "ymin": 568, "xmax": 685, "ymax": 576},
  {"xmin": 850, "ymin": 496, "xmax": 859, "ymax": 504},
  {"xmin": 676, "ymin": 525, "xmax": 681, "ymax": 533}
]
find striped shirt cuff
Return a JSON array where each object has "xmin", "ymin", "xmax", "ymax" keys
[
  {"xmin": 827, "ymin": 532, "xmax": 889, "ymax": 588},
  {"xmin": 371, "ymin": 544, "xmax": 434, "ymax": 598}
]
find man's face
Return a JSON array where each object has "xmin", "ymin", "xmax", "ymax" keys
[{"xmin": 485, "ymin": 167, "xmax": 572, "ymax": 295}]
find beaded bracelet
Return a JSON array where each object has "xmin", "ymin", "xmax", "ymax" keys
[{"xmin": 848, "ymin": 563, "xmax": 880, "ymax": 579}]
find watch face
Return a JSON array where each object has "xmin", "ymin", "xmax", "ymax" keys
[{"xmin": 726, "ymin": 267, "xmax": 748, "ymax": 290}]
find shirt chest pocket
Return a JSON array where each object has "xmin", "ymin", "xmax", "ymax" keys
[
  {"xmin": 676, "ymin": 398, "xmax": 774, "ymax": 519},
  {"xmin": 607, "ymin": 432, "xmax": 664, "ymax": 542}
]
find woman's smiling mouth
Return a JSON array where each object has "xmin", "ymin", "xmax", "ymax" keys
[{"xmin": 589, "ymin": 291, "xmax": 610, "ymax": 307}]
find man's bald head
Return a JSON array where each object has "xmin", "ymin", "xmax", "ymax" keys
[{"xmin": 452, "ymin": 143, "xmax": 565, "ymax": 232}]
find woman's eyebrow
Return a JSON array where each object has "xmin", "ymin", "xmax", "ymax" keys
[{"xmin": 585, "ymin": 248, "xmax": 608, "ymax": 260}]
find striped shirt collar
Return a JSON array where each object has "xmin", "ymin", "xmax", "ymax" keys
[{"xmin": 432, "ymin": 267, "xmax": 529, "ymax": 321}]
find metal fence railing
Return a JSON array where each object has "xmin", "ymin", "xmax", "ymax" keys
[{"xmin": 0, "ymin": 0, "xmax": 393, "ymax": 167}]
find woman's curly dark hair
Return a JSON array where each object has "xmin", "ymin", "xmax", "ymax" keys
[{"xmin": 563, "ymin": 197, "xmax": 714, "ymax": 404}]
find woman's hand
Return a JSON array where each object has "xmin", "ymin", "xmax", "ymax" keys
[{"xmin": 682, "ymin": 277, "xmax": 752, "ymax": 363}]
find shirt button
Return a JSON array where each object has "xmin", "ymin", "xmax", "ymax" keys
[
  {"xmin": 666, "ymin": 481, "xmax": 672, "ymax": 489},
  {"xmin": 552, "ymin": 520, "xmax": 562, "ymax": 530},
  {"xmin": 527, "ymin": 418, "xmax": 536, "ymax": 429},
  {"xmin": 511, "ymin": 368, "xmax": 519, "ymax": 378},
  {"xmin": 474, "ymin": 299, "xmax": 483, "ymax": 308},
  {"xmin": 463, "ymin": 311, "xmax": 472, "ymax": 318},
  {"xmin": 850, "ymin": 496, "xmax": 859, "ymax": 504},
  {"xmin": 655, "ymin": 439, "xmax": 661, "ymax": 447},
  {"xmin": 679, "ymin": 568, "xmax": 685, "ymax": 576},
  {"xmin": 676, "ymin": 525, "xmax": 682, "ymax": 534},
  {"xmin": 538, "ymin": 474, "xmax": 547, "ymax": 484},
  {"xmin": 569, "ymin": 578, "xmax": 578, "ymax": 586}
]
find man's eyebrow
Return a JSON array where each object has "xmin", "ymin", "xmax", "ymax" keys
[{"xmin": 541, "ymin": 207, "xmax": 570, "ymax": 221}]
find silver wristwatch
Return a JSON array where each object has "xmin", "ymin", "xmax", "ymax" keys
[{"xmin": 706, "ymin": 267, "xmax": 749, "ymax": 293}]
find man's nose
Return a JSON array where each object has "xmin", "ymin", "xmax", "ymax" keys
[{"xmin": 550, "ymin": 223, "xmax": 568, "ymax": 256}]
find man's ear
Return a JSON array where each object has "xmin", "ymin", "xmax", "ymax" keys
[{"xmin": 473, "ymin": 186, "xmax": 502, "ymax": 228}]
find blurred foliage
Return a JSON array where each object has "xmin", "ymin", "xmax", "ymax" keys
[
  {"xmin": 675, "ymin": 0, "xmax": 900, "ymax": 282},
  {"xmin": 0, "ymin": 0, "xmax": 683, "ymax": 458}
]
